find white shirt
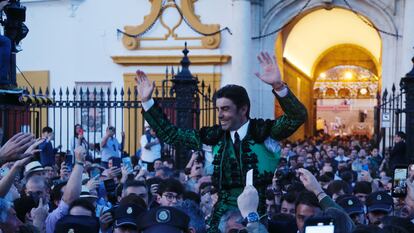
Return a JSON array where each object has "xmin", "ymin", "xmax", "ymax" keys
[
  {"xmin": 230, "ymin": 120, "xmax": 249, "ymax": 143},
  {"xmin": 101, "ymin": 136, "xmax": 121, "ymax": 162},
  {"xmin": 335, "ymin": 155, "xmax": 350, "ymax": 162},
  {"xmin": 140, "ymin": 134, "xmax": 161, "ymax": 163}
]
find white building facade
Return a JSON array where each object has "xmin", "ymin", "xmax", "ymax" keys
[{"xmin": 9, "ymin": 0, "xmax": 414, "ymax": 143}]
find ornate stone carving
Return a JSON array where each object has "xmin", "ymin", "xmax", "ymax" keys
[{"xmin": 122, "ymin": 0, "xmax": 221, "ymax": 50}]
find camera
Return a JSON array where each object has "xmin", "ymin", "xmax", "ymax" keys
[
  {"xmin": 1, "ymin": 0, "xmax": 28, "ymax": 52},
  {"xmin": 275, "ymin": 167, "xmax": 299, "ymax": 191}
]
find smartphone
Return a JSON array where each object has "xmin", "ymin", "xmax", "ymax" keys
[
  {"xmin": 0, "ymin": 167, "xmax": 10, "ymax": 177},
  {"xmin": 392, "ymin": 166, "xmax": 408, "ymax": 198},
  {"xmin": 122, "ymin": 157, "xmax": 133, "ymax": 173},
  {"xmin": 246, "ymin": 169, "xmax": 253, "ymax": 186},
  {"xmin": 90, "ymin": 168, "xmax": 101, "ymax": 178},
  {"xmin": 65, "ymin": 154, "xmax": 73, "ymax": 171},
  {"xmin": 110, "ymin": 157, "xmax": 121, "ymax": 168},
  {"xmin": 141, "ymin": 163, "xmax": 148, "ymax": 171},
  {"xmin": 305, "ymin": 217, "xmax": 335, "ymax": 233},
  {"xmin": 103, "ymin": 179, "xmax": 116, "ymax": 193}
]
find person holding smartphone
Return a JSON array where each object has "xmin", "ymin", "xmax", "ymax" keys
[
  {"xmin": 72, "ymin": 124, "xmax": 90, "ymax": 157},
  {"xmin": 139, "ymin": 126, "xmax": 161, "ymax": 172},
  {"xmin": 101, "ymin": 126, "xmax": 125, "ymax": 168}
]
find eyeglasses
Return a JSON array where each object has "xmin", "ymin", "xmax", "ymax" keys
[{"xmin": 162, "ymin": 193, "xmax": 179, "ymax": 202}]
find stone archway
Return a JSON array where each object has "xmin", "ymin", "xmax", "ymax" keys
[{"xmin": 254, "ymin": 0, "xmax": 396, "ymax": 139}]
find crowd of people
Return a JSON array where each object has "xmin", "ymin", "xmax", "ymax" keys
[{"xmin": 1, "ymin": 127, "xmax": 414, "ymax": 233}]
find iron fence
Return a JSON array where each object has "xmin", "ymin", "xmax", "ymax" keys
[
  {"xmin": 0, "ymin": 71, "xmax": 217, "ymax": 163},
  {"xmin": 377, "ymin": 83, "xmax": 405, "ymax": 153}
]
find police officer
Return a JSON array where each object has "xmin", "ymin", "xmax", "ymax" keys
[
  {"xmin": 113, "ymin": 203, "xmax": 146, "ymax": 233},
  {"xmin": 337, "ymin": 195, "xmax": 366, "ymax": 225},
  {"xmin": 365, "ymin": 191, "xmax": 393, "ymax": 225}
]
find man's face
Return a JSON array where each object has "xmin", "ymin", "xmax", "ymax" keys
[
  {"xmin": 355, "ymin": 193, "xmax": 368, "ymax": 204},
  {"xmin": 350, "ymin": 213, "xmax": 366, "ymax": 225},
  {"xmin": 216, "ymin": 97, "xmax": 247, "ymax": 131},
  {"xmin": 372, "ymin": 148, "xmax": 378, "ymax": 156},
  {"xmin": 25, "ymin": 177, "xmax": 47, "ymax": 197},
  {"xmin": 158, "ymin": 191, "xmax": 181, "ymax": 206},
  {"xmin": 107, "ymin": 127, "xmax": 115, "ymax": 136},
  {"xmin": 266, "ymin": 199, "xmax": 276, "ymax": 218},
  {"xmin": 114, "ymin": 226, "xmax": 138, "ymax": 233},
  {"xmin": 367, "ymin": 211, "xmax": 388, "ymax": 225},
  {"xmin": 153, "ymin": 160, "xmax": 163, "ymax": 170},
  {"xmin": 297, "ymin": 156, "xmax": 305, "ymax": 166},
  {"xmin": 149, "ymin": 129, "xmax": 157, "ymax": 137},
  {"xmin": 190, "ymin": 161, "xmax": 203, "ymax": 178},
  {"xmin": 299, "ymin": 149, "xmax": 307, "ymax": 157},
  {"xmin": 42, "ymin": 131, "xmax": 53, "ymax": 139},
  {"xmin": 296, "ymin": 204, "xmax": 319, "ymax": 233},
  {"xmin": 225, "ymin": 215, "xmax": 244, "ymax": 233},
  {"xmin": 338, "ymin": 148, "xmax": 344, "ymax": 155},
  {"xmin": 44, "ymin": 166, "xmax": 55, "ymax": 179},
  {"xmin": 281, "ymin": 200, "xmax": 295, "ymax": 216},
  {"xmin": 124, "ymin": 186, "xmax": 148, "ymax": 205}
]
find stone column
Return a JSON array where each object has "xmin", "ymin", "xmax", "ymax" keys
[
  {"xmin": 230, "ymin": 0, "xmax": 252, "ymax": 97},
  {"xmin": 400, "ymin": 58, "xmax": 414, "ymax": 163}
]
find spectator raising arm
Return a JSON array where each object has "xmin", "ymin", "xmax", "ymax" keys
[
  {"xmin": 237, "ymin": 185, "xmax": 268, "ymax": 233},
  {"xmin": 100, "ymin": 129, "xmax": 111, "ymax": 148},
  {"xmin": 0, "ymin": 137, "xmax": 42, "ymax": 197},
  {"xmin": 0, "ymin": 133, "xmax": 35, "ymax": 166},
  {"xmin": 46, "ymin": 146, "xmax": 86, "ymax": 233},
  {"xmin": 298, "ymin": 168, "xmax": 341, "ymax": 208},
  {"xmin": 297, "ymin": 168, "xmax": 355, "ymax": 229},
  {"xmin": 62, "ymin": 146, "xmax": 86, "ymax": 204}
]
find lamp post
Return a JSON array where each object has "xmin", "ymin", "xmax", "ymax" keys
[
  {"xmin": 171, "ymin": 43, "xmax": 199, "ymax": 169},
  {"xmin": 400, "ymin": 57, "xmax": 414, "ymax": 163}
]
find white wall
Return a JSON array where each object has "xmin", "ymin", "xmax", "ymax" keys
[{"xmin": 17, "ymin": 0, "xmax": 233, "ymax": 90}]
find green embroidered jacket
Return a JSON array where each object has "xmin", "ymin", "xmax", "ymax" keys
[{"xmin": 143, "ymin": 89, "xmax": 307, "ymax": 231}]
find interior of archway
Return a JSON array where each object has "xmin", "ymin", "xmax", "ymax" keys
[{"xmin": 274, "ymin": 7, "xmax": 382, "ymax": 139}]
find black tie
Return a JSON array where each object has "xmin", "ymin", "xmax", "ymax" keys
[{"xmin": 234, "ymin": 132, "xmax": 241, "ymax": 161}]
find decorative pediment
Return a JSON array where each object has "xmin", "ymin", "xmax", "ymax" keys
[{"xmin": 122, "ymin": 0, "xmax": 222, "ymax": 50}]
